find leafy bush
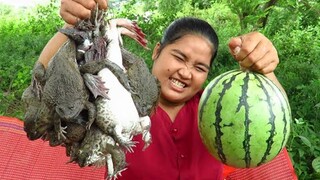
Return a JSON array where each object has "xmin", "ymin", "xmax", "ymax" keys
[
  {"xmin": 0, "ymin": 0, "xmax": 62, "ymax": 118},
  {"xmin": 271, "ymin": 23, "xmax": 320, "ymax": 126},
  {"xmin": 287, "ymin": 118, "xmax": 320, "ymax": 179}
]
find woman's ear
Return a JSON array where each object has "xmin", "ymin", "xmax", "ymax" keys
[{"xmin": 152, "ymin": 42, "xmax": 161, "ymax": 61}]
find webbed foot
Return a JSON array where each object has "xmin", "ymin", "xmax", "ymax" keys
[
  {"xmin": 83, "ymin": 73, "xmax": 109, "ymax": 99},
  {"xmin": 139, "ymin": 116, "xmax": 152, "ymax": 150},
  {"xmin": 53, "ymin": 115, "xmax": 67, "ymax": 142},
  {"xmin": 111, "ymin": 18, "xmax": 148, "ymax": 49},
  {"xmin": 57, "ymin": 125, "xmax": 68, "ymax": 141}
]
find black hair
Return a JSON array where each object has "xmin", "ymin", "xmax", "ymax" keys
[{"xmin": 156, "ymin": 17, "xmax": 219, "ymax": 67}]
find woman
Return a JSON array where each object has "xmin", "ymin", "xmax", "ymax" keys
[{"xmin": 39, "ymin": 0, "xmax": 286, "ymax": 179}]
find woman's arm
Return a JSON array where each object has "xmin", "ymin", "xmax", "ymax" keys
[
  {"xmin": 264, "ymin": 72, "xmax": 287, "ymax": 97},
  {"xmin": 38, "ymin": 24, "xmax": 72, "ymax": 68}
]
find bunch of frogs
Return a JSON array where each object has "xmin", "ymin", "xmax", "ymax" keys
[{"xmin": 22, "ymin": 5, "xmax": 160, "ymax": 180}]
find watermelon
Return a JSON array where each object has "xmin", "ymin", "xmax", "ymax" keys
[{"xmin": 198, "ymin": 69, "xmax": 291, "ymax": 168}]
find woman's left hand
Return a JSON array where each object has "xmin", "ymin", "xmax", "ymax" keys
[
  {"xmin": 228, "ymin": 32, "xmax": 279, "ymax": 74},
  {"xmin": 60, "ymin": 0, "xmax": 108, "ymax": 25}
]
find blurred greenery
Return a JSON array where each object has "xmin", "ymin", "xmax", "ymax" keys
[{"xmin": 0, "ymin": 0, "xmax": 319, "ymax": 179}]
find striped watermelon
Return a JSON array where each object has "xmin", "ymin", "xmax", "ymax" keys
[{"xmin": 198, "ymin": 69, "xmax": 291, "ymax": 168}]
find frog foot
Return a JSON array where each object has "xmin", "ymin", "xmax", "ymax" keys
[
  {"xmin": 108, "ymin": 168, "xmax": 127, "ymax": 180},
  {"xmin": 142, "ymin": 130, "xmax": 152, "ymax": 151},
  {"xmin": 83, "ymin": 73, "xmax": 110, "ymax": 99},
  {"xmin": 57, "ymin": 125, "xmax": 68, "ymax": 142},
  {"xmin": 112, "ymin": 18, "xmax": 148, "ymax": 49},
  {"xmin": 92, "ymin": 5, "xmax": 105, "ymax": 37},
  {"xmin": 53, "ymin": 115, "xmax": 67, "ymax": 142},
  {"xmin": 113, "ymin": 126, "xmax": 137, "ymax": 152},
  {"xmin": 113, "ymin": 136, "xmax": 136, "ymax": 153},
  {"xmin": 139, "ymin": 116, "xmax": 152, "ymax": 150},
  {"xmin": 106, "ymin": 154, "xmax": 127, "ymax": 180},
  {"xmin": 121, "ymin": 140, "xmax": 137, "ymax": 153},
  {"xmin": 85, "ymin": 121, "xmax": 94, "ymax": 130}
]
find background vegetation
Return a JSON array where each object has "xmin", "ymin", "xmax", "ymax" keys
[{"xmin": 0, "ymin": 0, "xmax": 319, "ymax": 179}]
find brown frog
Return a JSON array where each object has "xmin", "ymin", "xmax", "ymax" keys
[
  {"xmin": 22, "ymin": 62, "xmax": 53, "ymax": 140},
  {"xmin": 42, "ymin": 40, "xmax": 96, "ymax": 142},
  {"xmin": 121, "ymin": 48, "xmax": 161, "ymax": 149},
  {"xmin": 122, "ymin": 48, "xmax": 160, "ymax": 118},
  {"xmin": 22, "ymin": 86, "xmax": 53, "ymax": 140}
]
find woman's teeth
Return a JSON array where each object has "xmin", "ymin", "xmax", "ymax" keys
[{"xmin": 171, "ymin": 78, "xmax": 186, "ymax": 88}]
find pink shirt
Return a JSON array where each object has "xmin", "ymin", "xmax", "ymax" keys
[{"xmin": 116, "ymin": 91, "xmax": 223, "ymax": 180}]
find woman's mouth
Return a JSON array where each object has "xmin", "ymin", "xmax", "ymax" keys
[{"xmin": 170, "ymin": 78, "xmax": 186, "ymax": 88}]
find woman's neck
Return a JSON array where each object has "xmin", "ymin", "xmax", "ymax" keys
[{"xmin": 158, "ymin": 98, "xmax": 185, "ymax": 122}]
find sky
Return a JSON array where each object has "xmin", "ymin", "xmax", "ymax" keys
[{"xmin": 0, "ymin": 0, "xmax": 50, "ymax": 8}]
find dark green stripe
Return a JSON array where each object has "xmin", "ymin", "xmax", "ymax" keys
[
  {"xmin": 212, "ymin": 71, "xmax": 242, "ymax": 164},
  {"xmin": 199, "ymin": 70, "xmax": 238, "ymax": 123},
  {"xmin": 258, "ymin": 74, "xmax": 290, "ymax": 155},
  {"xmin": 253, "ymin": 73, "xmax": 276, "ymax": 167},
  {"xmin": 238, "ymin": 72, "xmax": 252, "ymax": 168}
]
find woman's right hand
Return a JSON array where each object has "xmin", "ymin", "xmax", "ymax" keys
[{"xmin": 60, "ymin": 0, "xmax": 108, "ymax": 25}]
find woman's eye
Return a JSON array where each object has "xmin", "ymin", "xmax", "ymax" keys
[
  {"xmin": 174, "ymin": 55, "xmax": 184, "ymax": 61},
  {"xmin": 195, "ymin": 66, "xmax": 208, "ymax": 73}
]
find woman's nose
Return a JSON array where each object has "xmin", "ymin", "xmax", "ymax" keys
[{"xmin": 178, "ymin": 66, "xmax": 192, "ymax": 79}]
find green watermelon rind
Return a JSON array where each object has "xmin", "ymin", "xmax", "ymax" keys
[{"xmin": 198, "ymin": 69, "xmax": 291, "ymax": 168}]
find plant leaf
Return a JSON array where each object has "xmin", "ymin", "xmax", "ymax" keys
[
  {"xmin": 298, "ymin": 135, "xmax": 312, "ymax": 148},
  {"xmin": 312, "ymin": 157, "xmax": 320, "ymax": 173}
]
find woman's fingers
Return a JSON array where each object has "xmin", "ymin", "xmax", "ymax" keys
[{"xmin": 60, "ymin": 0, "xmax": 108, "ymax": 25}]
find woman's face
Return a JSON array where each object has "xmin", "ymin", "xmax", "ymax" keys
[{"xmin": 152, "ymin": 34, "xmax": 213, "ymax": 105}]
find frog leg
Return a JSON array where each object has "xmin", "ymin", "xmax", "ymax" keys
[
  {"xmin": 139, "ymin": 116, "xmax": 152, "ymax": 151},
  {"xmin": 92, "ymin": 4, "xmax": 105, "ymax": 38},
  {"xmin": 112, "ymin": 168, "xmax": 127, "ymax": 180},
  {"xmin": 112, "ymin": 125, "xmax": 136, "ymax": 153},
  {"xmin": 105, "ymin": 154, "xmax": 115, "ymax": 180},
  {"xmin": 53, "ymin": 112, "xmax": 67, "ymax": 142},
  {"xmin": 65, "ymin": 142, "xmax": 80, "ymax": 163},
  {"xmin": 105, "ymin": 146, "xmax": 127, "ymax": 180},
  {"xmin": 83, "ymin": 73, "xmax": 109, "ymax": 99},
  {"xmin": 47, "ymin": 129, "xmax": 65, "ymax": 147},
  {"xmin": 104, "ymin": 60, "xmax": 133, "ymax": 93},
  {"xmin": 31, "ymin": 61, "xmax": 46, "ymax": 99},
  {"xmin": 108, "ymin": 146, "xmax": 127, "ymax": 179},
  {"xmin": 84, "ymin": 101, "xmax": 96, "ymax": 130},
  {"xmin": 80, "ymin": 60, "xmax": 105, "ymax": 74},
  {"xmin": 81, "ymin": 60, "xmax": 133, "ymax": 94}
]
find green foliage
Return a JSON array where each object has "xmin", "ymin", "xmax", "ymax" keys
[
  {"xmin": 0, "ymin": 0, "xmax": 319, "ymax": 178},
  {"xmin": 226, "ymin": 0, "xmax": 270, "ymax": 31},
  {"xmin": 271, "ymin": 22, "xmax": 320, "ymax": 126},
  {"xmin": 287, "ymin": 118, "xmax": 320, "ymax": 179},
  {"xmin": 0, "ymin": 0, "xmax": 62, "ymax": 118}
]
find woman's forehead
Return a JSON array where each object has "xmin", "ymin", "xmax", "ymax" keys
[
  {"xmin": 168, "ymin": 35, "xmax": 213, "ymax": 64},
  {"xmin": 174, "ymin": 34, "xmax": 215, "ymax": 51}
]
